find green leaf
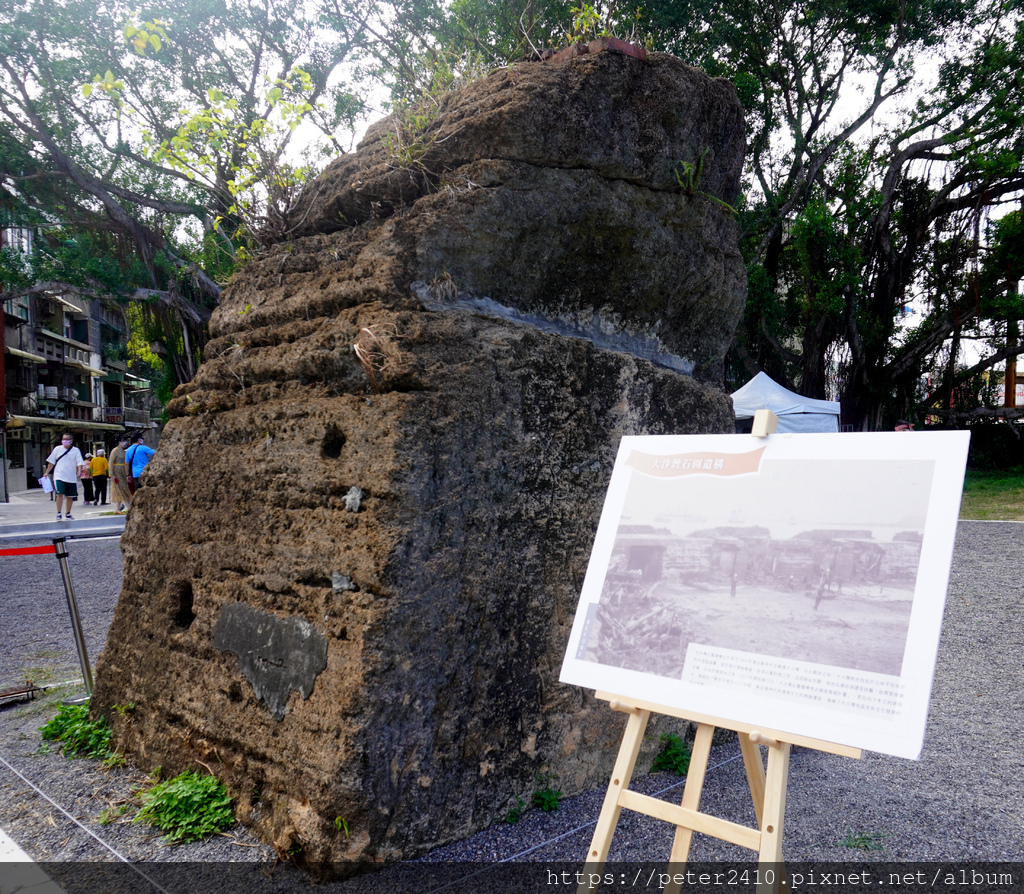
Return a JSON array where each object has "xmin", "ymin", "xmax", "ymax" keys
[{"xmin": 135, "ymin": 771, "xmax": 235, "ymax": 842}]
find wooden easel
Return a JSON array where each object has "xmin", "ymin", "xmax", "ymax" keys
[
  {"xmin": 577, "ymin": 412, "xmax": 861, "ymax": 894},
  {"xmin": 577, "ymin": 693, "xmax": 861, "ymax": 894}
]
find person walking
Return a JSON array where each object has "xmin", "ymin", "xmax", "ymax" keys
[
  {"xmin": 109, "ymin": 434, "xmax": 132, "ymax": 513},
  {"xmin": 81, "ymin": 453, "xmax": 95, "ymax": 504},
  {"xmin": 126, "ymin": 434, "xmax": 155, "ymax": 485},
  {"xmin": 44, "ymin": 432, "xmax": 86, "ymax": 521},
  {"xmin": 91, "ymin": 449, "xmax": 109, "ymax": 505}
]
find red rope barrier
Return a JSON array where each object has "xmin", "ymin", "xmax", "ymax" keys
[{"xmin": 0, "ymin": 545, "xmax": 57, "ymax": 556}]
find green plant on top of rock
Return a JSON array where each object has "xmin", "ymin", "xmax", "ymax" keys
[
  {"xmin": 134, "ymin": 770, "xmax": 234, "ymax": 842},
  {"xmin": 380, "ymin": 48, "xmax": 490, "ymax": 174},
  {"xmin": 562, "ymin": 3, "xmax": 650, "ymax": 48},
  {"xmin": 565, "ymin": 3, "xmax": 609, "ymax": 43}
]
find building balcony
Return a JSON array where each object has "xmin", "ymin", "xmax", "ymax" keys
[{"xmin": 3, "ymin": 364, "xmax": 37, "ymax": 393}]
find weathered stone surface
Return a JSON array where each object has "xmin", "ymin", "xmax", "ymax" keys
[
  {"xmin": 91, "ymin": 47, "xmax": 745, "ymax": 873},
  {"xmin": 232, "ymin": 49, "xmax": 746, "ymax": 382}
]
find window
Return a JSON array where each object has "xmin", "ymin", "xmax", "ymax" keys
[
  {"xmin": 1, "ymin": 226, "xmax": 33, "ymax": 254},
  {"xmin": 3, "ymin": 297, "xmax": 29, "ymax": 321}
]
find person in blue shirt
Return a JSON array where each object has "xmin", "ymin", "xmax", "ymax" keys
[{"xmin": 126, "ymin": 434, "xmax": 155, "ymax": 482}]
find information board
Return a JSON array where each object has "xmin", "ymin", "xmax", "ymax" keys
[{"xmin": 560, "ymin": 431, "xmax": 970, "ymax": 759}]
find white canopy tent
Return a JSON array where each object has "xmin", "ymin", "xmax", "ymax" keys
[{"xmin": 731, "ymin": 371, "xmax": 841, "ymax": 433}]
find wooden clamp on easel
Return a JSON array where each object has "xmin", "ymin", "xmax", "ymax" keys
[
  {"xmin": 750, "ymin": 407, "xmax": 778, "ymax": 438},
  {"xmin": 577, "ymin": 693, "xmax": 861, "ymax": 894},
  {"xmin": 577, "ymin": 411, "xmax": 862, "ymax": 894}
]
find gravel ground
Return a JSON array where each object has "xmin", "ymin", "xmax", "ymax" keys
[{"xmin": 1, "ymin": 522, "xmax": 1022, "ymax": 893}]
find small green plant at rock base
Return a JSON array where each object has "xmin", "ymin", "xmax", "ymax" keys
[
  {"xmin": 650, "ymin": 732, "xmax": 691, "ymax": 776},
  {"xmin": 39, "ymin": 704, "xmax": 113, "ymax": 760},
  {"xmin": 532, "ymin": 787, "xmax": 561, "ymax": 812},
  {"xmin": 102, "ymin": 751, "xmax": 127, "ymax": 769},
  {"xmin": 505, "ymin": 796, "xmax": 526, "ymax": 824},
  {"xmin": 134, "ymin": 770, "xmax": 234, "ymax": 842},
  {"xmin": 334, "ymin": 816, "xmax": 350, "ymax": 838},
  {"xmin": 532, "ymin": 772, "xmax": 562, "ymax": 812},
  {"xmin": 840, "ymin": 829, "xmax": 888, "ymax": 851}
]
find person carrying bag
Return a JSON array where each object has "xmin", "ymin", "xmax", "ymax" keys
[{"xmin": 125, "ymin": 434, "xmax": 155, "ymax": 495}]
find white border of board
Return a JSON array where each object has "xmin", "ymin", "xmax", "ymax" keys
[{"xmin": 559, "ymin": 431, "xmax": 969, "ymax": 759}]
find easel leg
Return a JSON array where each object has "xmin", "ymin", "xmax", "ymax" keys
[
  {"xmin": 668, "ymin": 722, "xmax": 715, "ymax": 863},
  {"xmin": 660, "ymin": 722, "xmax": 715, "ymax": 894},
  {"xmin": 738, "ymin": 733, "xmax": 766, "ymax": 828},
  {"xmin": 577, "ymin": 707, "xmax": 650, "ymax": 894},
  {"xmin": 757, "ymin": 741, "xmax": 791, "ymax": 894}
]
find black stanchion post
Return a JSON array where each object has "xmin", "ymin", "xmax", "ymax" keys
[{"xmin": 52, "ymin": 535, "xmax": 94, "ymax": 701}]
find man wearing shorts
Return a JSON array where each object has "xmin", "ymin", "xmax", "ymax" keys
[{"xmin": 45, "ymin": 432, "xmax": 86, "ymax": 521}]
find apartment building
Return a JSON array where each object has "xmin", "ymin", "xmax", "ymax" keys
[{"xmin": 1, "ymin": 226, "xmax": 159, "ymax": 498}]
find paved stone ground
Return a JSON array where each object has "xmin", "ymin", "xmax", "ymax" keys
[{"xmin": 0, "ymin": 518, "xmax": 1021, "ymax": 894}]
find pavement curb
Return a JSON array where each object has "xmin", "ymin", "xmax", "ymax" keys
[{"xmin": 0, "ymin": 829, "xmax": 63, "ymax": 894}]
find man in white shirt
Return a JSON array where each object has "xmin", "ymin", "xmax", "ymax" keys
[{"xmin": 44, "ymin": 432, "xmax": 86, "ymax": 521}]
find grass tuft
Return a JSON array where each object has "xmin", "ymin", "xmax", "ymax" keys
[
  {"xmin": 840, "ymin": 829, "xmax": 888, "ymax": 851},
  {"xmin": 39, "ymin": 704, "xmax": 112, "ymax": 760},
  {"xmin": 134, "ymin": 770, "xmax": 234, "ymax": 842}
]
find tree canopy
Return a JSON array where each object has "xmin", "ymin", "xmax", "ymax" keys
[
  {"xmin": 0, "ymin": 0, "xmax": 375, "ymax": 378},
  {"xmin": 377, "ymin": 0, "xmax": 1024, "ymax": 430},
  {"xmin": 2, "ymin": 0, "xmax": 1023, "ymax": 428}
]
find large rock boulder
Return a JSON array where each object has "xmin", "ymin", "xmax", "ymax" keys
[
  {"xmin": 91, "ymin": 47, "xmax": 745, "ymax": 871},
  {"xmin": 233, "ymin": 46, "xmax": 745, "ymax": 380}
]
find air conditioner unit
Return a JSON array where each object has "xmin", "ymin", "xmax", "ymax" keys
[{"xmin": 6, "ymin": 427, "xmax": 28, "ymax": 440}]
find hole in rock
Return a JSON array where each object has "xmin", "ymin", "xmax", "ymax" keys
[
  {"xmin": 321, "ymin": 426, "xmax": 346, "ymax": 459},
  {"xmin": 172, "ymin": 581, "xmax": 196, "ymax": 630},
  {"xmin": 298, "ymin": 570, "xmax": 332, "ymax": 588}
]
